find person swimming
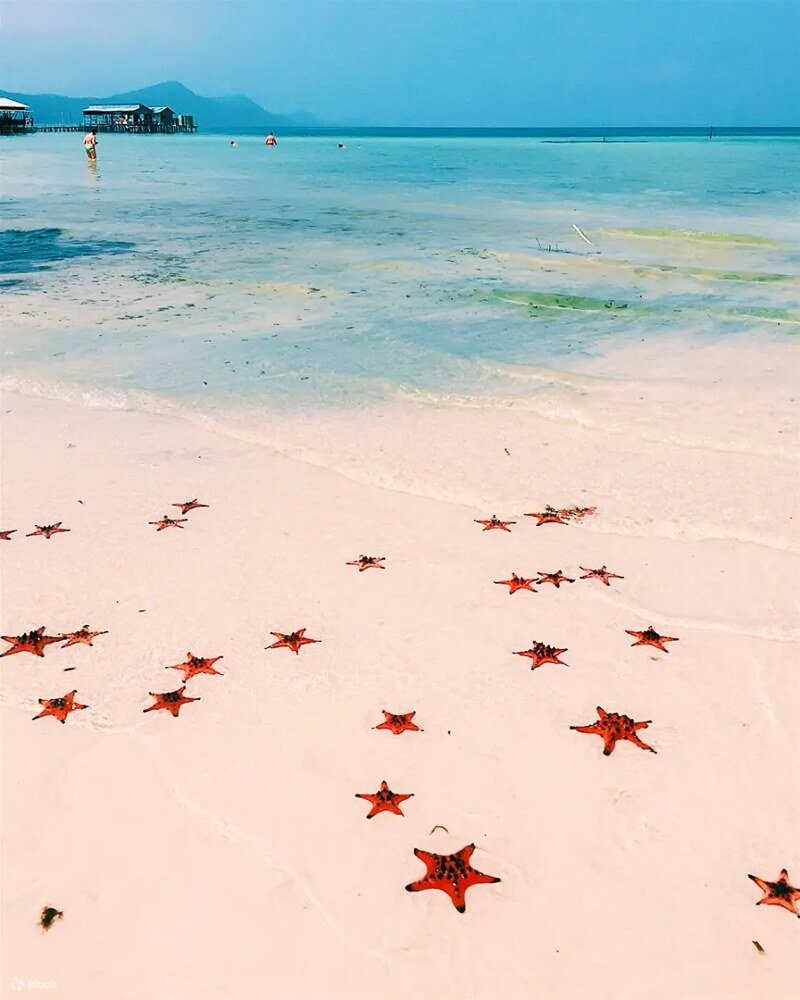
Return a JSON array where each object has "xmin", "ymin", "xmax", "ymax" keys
[
  {"xmin": 265, "ymin": 132, "xmax": 277, "ymax": 146},
  {"xmin": 230, "ymin": 140, "xmax": 238, "ymax": 147}
]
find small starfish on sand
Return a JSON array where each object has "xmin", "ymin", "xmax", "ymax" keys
[
  {"xmin": 172, "ymin": 499, "xmax": 209, "ymax": 514},
  {"xmin": 33, "ymin": 690, "xmax": 88, "ymax": 724},
  {"xmin": 748, "ymin": 869, "xmax": 800, "ymax": 918},
  {"xmin": 580, "ymin": 565, "xmax": 624, "ymax": 586},
  {"xmin": 356, "ymin": 780, "xmax": 414, "ymax": 819},
  {"xmin": 525, "ymin": 506, "xmax": 568, "ymax": 526},
  {"xmin": 405, "ymin": 844, "xmax": 501, "ymax": 913},
  {"xmin": 2, "ymin": 627, "xmax": 63, "ymax": 657},
  {"xmin": 514, "ymin": 640, "xmax": 568, "ymax": 670},
  {"xmin": 143, "ymin": 686, "xmax": 200, "ymax": 717},
  {"xmin": 571, "ymin": 706, "xmax": 656, "ymax": 756},
  {"xmin": 27, "ymin": 522, "xmax": 70, "ymax": 539},
  {"xmin": 474, "ymin": 515, "xmax": 515, "ymax": 532},
  {"xmin": 266, "ymin": 629, "xmax": 320, "ymax": 654},
  {"xmin": 346, "ymin": 555, "xmax": 386, "ymax": 571},
  {"xmin": 626, "ymin": 626, "xmax": 679, "ymax": 653},
  {"xmin": 0, "ymin": 529, "xmax": 16, "ymax": 540},
  {"xmin": 494, "ymin": 573, "xmax": 537, "ymax": 594},
  {"xmin": 60, "ymin": 626, "xmax": 108, "ymax": 648},
  {"xmin": 149, "ymin": 515, "xmax": 187, "ymax": 531},
  {"xmin": 536, "ymin": 570, "xmax": 575, "ymax": 588},
  {"xmin": 561, "ymin": 506, "xmax": 596, "ymax": 520},
  {"xmin": 167, "ymin": 652, "xmax": 224, "ymax": 680},
  {"xmin": 374, "ymin": 710, "xmax": 420, "ymax": 735}
]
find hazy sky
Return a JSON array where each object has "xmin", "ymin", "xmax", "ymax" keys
[{"xmin": 2, "ymin": 0, "xmax": 798, "ymax": 126}]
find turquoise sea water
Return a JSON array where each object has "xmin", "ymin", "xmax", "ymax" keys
[{"xmin": 2, "ymin": 133, "xmax": 799, "ymax": 413}]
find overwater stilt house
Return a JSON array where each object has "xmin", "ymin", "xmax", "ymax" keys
[
  {"xmin": 0, "ymin": 97, "xmax": 34, "ymax": 134},
  {"xmin": 81, "ymin": 104, "xmax": 196, "ymax": 133}
]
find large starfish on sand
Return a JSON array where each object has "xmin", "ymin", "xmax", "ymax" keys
[
  {"xmin": 167, "ymin": 652, "xmax": 224, "ymax": 681},
  {"xmin": 60, "ymin": 626, "xmax": 108, "ymax": 648},
  {"xmin": 514, "ymin": 640, "xmax": 568, "ymax": 671},
  {"xmin": 525, "ymin": 506, "xmax": 568, "ymax": 526},
  {"xmin": 346, "ymin": 555, "xmax": 386, "ymax": 571},
  {"xmin": 571, "ymin": 706, "xmax": 656, "ymax": 756},
  {"xmin": 148, "ymin": 515, "xmax": 187, "ymax": 531},
  {"xmin": 173, "ymin": 499, "xmax": 209, "ymax": 514},
  {"xmin": 580, "ymin": 565, "xmax": 623, "ymax": 586},
  {"xmin": 405, "ymin": 844, "xmax": 501, "ymax": 913},
  {"xmin": 2, "ymin": 627, "xmax": 63, "ymax": 657},
  {"xmin": 0, "ymin": 529, "xmax": 16, "ymax": 540},
  {"xmin": 474, "ymin": 516, "xmax": 515, "ymax": 532},
  {"xmin": 625, "ymin": 626, "xmax": 679, "ymax": 653},
  {"xmin": 373, "ymin": 710, "xmax": 420, "ymax": 735},
  {"xmin": 266, "ymin": 629, "xmax": 320, "ymax": 654},
  {"xmin": 143, "ymin": 686, "xmax": 200, "ymax": 717},
  {"xmin": 355, "ymin": 780, "xmax": 414, "ymax": 819},
  {"xmin": 748, "ymin": 869, "xmax": 800, "ymax": 918},
  {"xmin": 536, "ymin": 570, "xmax": 575, "ymax": 588},
  {"xmin": 33, "ymin": 690, "xmax": 87, "ymax": 724},
  {"xmin": 27, "ymin": 522, "xmax": 70, "ymax": 539},
  {"xmin": 494, "ymin": 573, "xmax": 537, "ymax": 594}
]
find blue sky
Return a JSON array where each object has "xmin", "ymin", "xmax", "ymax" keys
[{"xmin": 2, "ymin": 0, "xmax": 798, "ymax": 125}]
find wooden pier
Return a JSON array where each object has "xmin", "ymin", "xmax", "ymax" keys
[{"xmin": 36, "ymin": 122, "xmax": 198, "ymax": 134}]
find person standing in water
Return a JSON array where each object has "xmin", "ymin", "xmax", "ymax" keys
[
  {"xmin": 83, "ymin": 127, "xmax": 98, "ymax": 160},
  {"xmin": 265, "ymin": 132, "xmax": 277, "ymax": 146}
]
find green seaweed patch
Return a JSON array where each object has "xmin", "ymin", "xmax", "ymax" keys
[
  {"xmin": 493, "ymin": 290, "xmax": 653, "ymax": 314},
  {"xmin": 630, "ymin": 264, "xmax": 798, "ymax": 284},
  {"xmin": 603, "ymin": 227, "xmax": 779, "ymax": 246},
  {"xmin": 724, "ymin": 306, "xmax": 800, "ymax": 324}
]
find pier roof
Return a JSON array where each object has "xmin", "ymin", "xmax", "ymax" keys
[
  {"xmin": 0, "ymin": 97, "xmax": 29, "ymax": 111},
  {"xmin": 83, "ymin": 104, "xmax": 151, "ymax": 115}
]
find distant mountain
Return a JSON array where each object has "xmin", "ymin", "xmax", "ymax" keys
[{"xmin": 0, "ymin": 80, "xmax": 319, "ymax": 128}]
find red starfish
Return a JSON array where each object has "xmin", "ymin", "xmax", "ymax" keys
[
  {"xmin": 625, "ymin": 626, "xmax": 679, "ymax": 653},
  {"xmin": 0, "ymin": 529, "xmax": 16, "ymax": 540},
  {"xmin": 514, "ymin": 640, "xmax": 568, "ymax": 670},
  {"xmin": 571, "ymin": 706, "xmax": 656, "ymax": 756},
  {"xmin": 60, "ymin": 626, "xmax": 108, "ymax": 648},
  {"xmin": 405, "ymin": 844, "xmax": 501, "ymax": 913},
  {"xmin": 266, "ymin": 629, "xmax": 320, "ymax": 654},
  {"xmin": 748, "ymin": 869, "xmax": 800, "ymax": 918},
  {"xmin": 149, "ymin": 515, "xmax": 187, "ymax": 531},
  {"xmin": 474, "ymin": 515, "xmax": 515, "ymax": 532},
  {"xmin": 167, "ymin": 652, "xmax": 224, "ymax": 680},
  {"xmin": 494, "ymin": 573, "xmax": 537, "ymax": 594},
  {"xmin": 580, "ymin": 565, "xmax": 624, "ymax": 586},
  {"xmin": 525, "ymin": 506, "xmax": 568, "ymax": 526},
  {"xmin": 346, "ymin": 555, "xmax": 386, "ymax": 571},
  {"xmin": 355, "ymin": 780, "xmax": 414, "ymax": 819},
  {"xmin": 27, "ymin": 522, "xmax": 70, "ymax": 539},
  {"xmin": 373, "ymin": 710, "xmax": 420, "ymax": 735},
  {"xmin": 2, "ymin": 627, "xmax": 63, "ymax": 657},
  {"xmin": 143, "ymin": 686, "xmax": 200, "ymax": 717},
  {"xmin": 33, "ymin": 690, "xmax": 88, "ymax": 724},
  {"xmin": 536, "ymin": 570, "xmax": 575, "ymax": 588},
  {"xmin": 172, "ymin": 499, "xmax": 209, "ymax": 514}
]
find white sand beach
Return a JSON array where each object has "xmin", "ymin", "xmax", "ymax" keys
[{"xmin": 2, "ymin": 352, "xmax": 798, "ymax": 998}]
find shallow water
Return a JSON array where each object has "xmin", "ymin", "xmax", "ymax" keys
[{"xmin": 2, "ymin": 133, "xmax": 799, "ymax": 415}]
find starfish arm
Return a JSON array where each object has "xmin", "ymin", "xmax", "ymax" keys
[
  {"xmin": 570, "ymin": 724, "xmax": 602, "ymax": 735},
  {"xmin": 629, "ymin": 734, "xmax": 656, "ymax": 753},
  {"xmin": 633, "ymin": 720, "xmax": 652, "ymax": 730},
  {"xmin": 601, "ymin": 733, "xmax": 619, "ymax": 755}
]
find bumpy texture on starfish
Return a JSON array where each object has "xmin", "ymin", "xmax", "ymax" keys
[
  {"xmin": 346, "ymin": 555, "xmax": 386, "ymax": 571},
  {"xmin": 374, "ymin": 710, "xmax": 420, "ymax": 735},
  {"xmin": 494, "ymin": 573, "xmax": 537, "ymax": 594},
  {"xmin": 355, "ymin": 780, "xmax": 414, "ymax": 819},
  {"xmin": 173, "ymin": 499, "xmax": 209, "ymax": 514},
  {"xmin": 149, "ymin": 515, "xmax": 187, "ymax": 531},
  {"xmin": 525, "ymin": 506, "xmax": 568, "ymax": 525},
  {"xmin": 474, "ymin": 516, "xmax": 515, "ymax": 531},
  {"xmin": 514, "ymin": 641, "xmax": 568, "ymax": 670},
  {"xmin": 167, "ymin": 652, "xmax": 224, "ymax": 680},
  {"xmin": 27, "ymin": 522, "xmax": 70, "ymax": 539},
  {"xmin": 405, "ymin": 844, "xmax": 501, "ymax": 913},
  {"xmin": 580, "ymin": 565, "xmax": 624, "ymax": 586},
  {"xmin": 536, "ymin": 570, "xmax": 575, "ymax": 588},
  {"xmin": 571, "ymin": 706, "xmax": 655, "ymax": 755},
  {"xmin": 143, "ymin": 686, "xmax": 200, "ymax": 717},
  {"xmin": 748, "ymin": 869, "xmax": 800, "ymax": 918},
  {"xmin": 2, "ymin": 627, "xmax": 63, "ymax": 657},
  {"xmin": 61, "ymin": 626, "xmax": 108, "ymax": 648},
  {"xmin": 0, "ymin": 529, "xmax": 16, "ymax": 540},
  {"xmin": 266, "ymin": 629, "xmax": 320, "ymax": 654},
  {"xmin": 33, "ymin": 690, "xmax": 87, "ymax": 724},
  {"xmin": 626, "ymin": 626, "xmax": 679, "ymax": 653}
]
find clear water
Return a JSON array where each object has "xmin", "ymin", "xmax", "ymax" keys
[{"xmin": 2, "ymin": 133, "xmax": 799, "ymax": 413}]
